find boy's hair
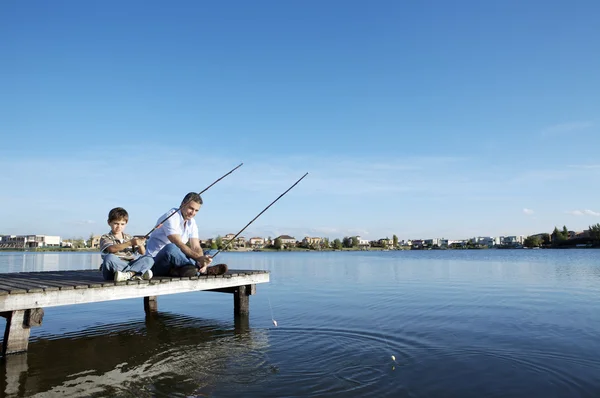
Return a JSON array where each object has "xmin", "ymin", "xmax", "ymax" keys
[
  {"xmin": 108, "ymin": 207, "xmax": 129, "ymax": 223},
  {"xmin": 181, "ymin": 192, "xmax": 203, "ymax": 206}
]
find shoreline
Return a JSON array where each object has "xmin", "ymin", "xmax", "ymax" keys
[{"xmin": 1, "ymin": 246, "xmax": 598, "ymax": 253}]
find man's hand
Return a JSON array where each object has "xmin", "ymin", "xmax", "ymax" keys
[{"xmin": 196, "ymin": 255, "xmax": 213, "ymax": 273}]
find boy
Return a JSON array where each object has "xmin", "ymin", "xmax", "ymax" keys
[{"xmin": 100, "ymin": 207, "xmax": 155, "ymax": 282}]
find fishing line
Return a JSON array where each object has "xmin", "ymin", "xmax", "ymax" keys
[
  {"xmin": 375, "ymin": 319, "xmax": 398, "ymax": 365},
  {"xmin": 266, "ymin": 285, "xmax": 277, "ymax": 327},
  {"xmin": 211, "ymin": 173, "xmax": 308, "ymax": 328}
]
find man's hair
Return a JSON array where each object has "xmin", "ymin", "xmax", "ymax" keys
[
  {"xmin": 181, "ymin": 192, "xmax": 203, "ymax": 206},
  {"xmin": 108, "ymin": 207, "xmax": 129, "ymax": 223}
]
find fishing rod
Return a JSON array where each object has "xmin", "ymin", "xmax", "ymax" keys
[
  {"xmin": 143, "ymin": 162, "xmax": 243, "ymax": 239},
  {"xmin": 212, "ymin": 172, "xmax": 309, "ymax": 258}
]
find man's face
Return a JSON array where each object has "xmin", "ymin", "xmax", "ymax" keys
[{"xmin": 181, "ymin": 200, "xmax": 201, "ymax": 220}]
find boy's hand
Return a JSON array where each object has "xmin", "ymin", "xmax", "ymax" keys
[{"xmin": 131, "ymin": 237, "xmax": 146, "ymax": 247}]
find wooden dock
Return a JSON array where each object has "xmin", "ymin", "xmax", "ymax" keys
[{"xmin": 0, "ymin": 269, "xmax": 270, "ymax": 355}]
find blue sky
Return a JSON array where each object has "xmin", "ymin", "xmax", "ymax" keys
[{"xmin": 1, "ymin": 0, "xmax": 599, "ymax": 241}]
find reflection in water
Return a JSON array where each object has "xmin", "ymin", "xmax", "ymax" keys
[
  {"xmin": 0, "ymin": 313, "xmax": 269, "ymax": 398},
  {"xmin": 1, "ymin": 251, "xmax": 600, "ymax": 397},
  {"xmin": 0, "ymin": 252, "xmax": 102, "ymax": 274}
]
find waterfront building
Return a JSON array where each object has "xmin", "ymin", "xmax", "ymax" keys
[
  {"xmin": 248, "ymin": 237, "xmax": 265, "ymax": 248},
  {"xmin": 275, "ymin": 235, "xmax": 296, "ymax": 248},
  {"xmin": 0, "ymin": 235, "xmax": 61, "ymax": 248}
]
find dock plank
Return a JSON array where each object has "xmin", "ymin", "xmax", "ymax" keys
[
  {"xmin": 0, "ymin": 268, "xmax": 269, "ymax": 355},
  {"xmin": 3, "ymin": 275, "xmax": 78, "ymax": 291},
  {"xmin": 0, "ymin": 284, "xmax": 27, "ymax": 295},
  {"xmin": 0, "ymin": 276, "xmax": 61, "ymax": 293},
  {"xmin": 0, "ymin": 269, "xmax": 269, "ymax": 312}
]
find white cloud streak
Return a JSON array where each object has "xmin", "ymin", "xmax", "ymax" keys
[
  {"xmin": 566, "ymin": 209, "xmax": 600, "ymax": 217},
  {"xmin": 71, "ymin": 220, "xmax": 97, "ymax": 225},
  {"xmin": 523, "ymin": 208, "xmax": 534, "ymax": 215},
  {"xmin": 541, "ymin": 121, "xmax": 594, "ymax": 136},
  {"xmin": 2, "ymin": 145, "xmax": 599, "ymax": 239},
  {"xmin": 567, "ymin": 164, "xmax": 600, "ymax": 169}
]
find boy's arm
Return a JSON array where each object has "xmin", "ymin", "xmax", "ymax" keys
[
  {"xmin": 104, "ymin": 241, "xmax": 134, "ymax": 253},
  {"xmin": 100, "ymin": 235, "xmax": 134, "ymax": 254}
]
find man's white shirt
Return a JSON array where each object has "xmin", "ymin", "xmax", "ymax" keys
[{"xmin": 146, "ymin": 208, "xmax": 199, "ymax": 257}]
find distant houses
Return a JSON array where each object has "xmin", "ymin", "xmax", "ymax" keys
[
  {"xmin": 248, "ymin": 237, "xmax": 265, "ymax": 248},
  {"xmin": 356, "ymin": 236, "xmax": 370, "ymax": 249},
  {"xmin": 89, "ymin": 235, "xmax": 101, "ymax": 248},
  {"xmin": 276, "ymin": 235, "xmax": 296, "ymax": 249},
  {"xmin": 0, "ymin": 234, "xmax": 61, "ymax": 249},
  {"xmin": 185, "ymin": 232, "xmax": 580, "ymax": 250},
  {"xmin": 302, "ymin": 236, "xmax": 322, "ymax": 248},
  {"xmin": 4, "ymin": 226, "xmax": 595, "ymax": 252}
]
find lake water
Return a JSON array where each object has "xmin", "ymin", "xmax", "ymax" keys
[{"xmin": 0, "ymin": 250, "xmax": 599, "ymax": 397}]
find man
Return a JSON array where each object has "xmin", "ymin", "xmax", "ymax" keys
[{"xmin": 147, "ymin": 192, "xmax": 228, "ymax": 277}]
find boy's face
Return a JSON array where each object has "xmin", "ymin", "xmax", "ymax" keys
[{"xmin": 108, "ymin": 218, "xmax": 128, "ymax": 235}]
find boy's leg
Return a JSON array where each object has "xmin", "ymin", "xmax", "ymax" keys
[
  {"xmin": 101, "ymin": 254, "xmax": 129, "ymax": 281},
  {"xmin": 125, "ymin": 255, "xmax": 154, "ymax": 275},
  {"xmin": 152, "ymin": 243, "xmax": 195, "ymax": 276}
]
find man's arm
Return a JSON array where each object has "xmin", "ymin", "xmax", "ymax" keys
[
  {"xmin": 167, "ymin": 234, "xmax": 207, "ymax": 262},
  {"xmin": 189, "ymin": 237, "xmax": 212, "ymax": 273},
  {"xmin": 189, "ymin": 237, "xmax": 203, "ymax": 255}
]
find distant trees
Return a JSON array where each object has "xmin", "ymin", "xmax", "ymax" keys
[
  {"xmin": 551, "ymin": 226, "xmax": 569, "ymax": 242},
  {"xmin": 589, "ymin": 223, "xmax": 600, "ymax": 242},
  {"xmin": 523, "ymin": 235, "xmax": 542, "ymax": 248},
  {"xmin": 540, "ymin": 233, "xmax": 551, "ymax": 245},
  {"xmin": 274, "ymin": 238, "xmax": 283, "ymax": 250},
  {"xmin": 193, "ymin": 224, "xmax": 600, "ymax": 253}
]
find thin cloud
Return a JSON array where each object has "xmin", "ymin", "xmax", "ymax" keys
[
  {"xmin": 567, "ymin": 164, "xmax": 600, "ymax": 169},
  {"xmin": 509, "ymin": 169, "xmax": 573, "ymax": 184},
  {"xmin": 523, "ymin": 208, "xmax": 534, "ymax": 215},
  {"xmin": 224, "ymin": 226, "xmax": 374, "ymax": 240},
  {"xmin": 566, "ymin": 209, "xmax": 600, "ymax": 216},
  {"xmin": 541, "ymin": 121, "xmax": 593, "ymax": 136},
  {"xmin": 2, "ymin": 145, "xmax": 597, "ymax": 239},
  {"xmin": 71, "ymin": 220, "xmax": 96, "ymax": 225}
]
